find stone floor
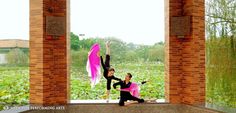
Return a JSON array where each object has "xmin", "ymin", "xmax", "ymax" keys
[
  {"xmin": 0, "ymin": 100, "xmax": 226, "ymax": 113},
  {"xmin": 17, "ymin": 103, "xmax": 222, "ymax": 113}
]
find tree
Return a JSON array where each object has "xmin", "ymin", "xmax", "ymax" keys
[
  {"xmin": 6, "ymin": 48, "xmax": 28, "ymax": 66},
  {"xmin": 206, "ymin": 0, "xmax": 236, "ymax": 108},
  {"xmin": 148, "ymin": 44, "xmax": 164, "ymax": 62},
  {"xmin": 70, "ymin": 32, "xmax": 80, "ymax": 50}
]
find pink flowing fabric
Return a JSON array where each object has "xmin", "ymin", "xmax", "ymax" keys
[
  {"xmin": 86, "ymin": 43, "xmax": 101, "ymax": 88},
  {"xmin": 120, "ymin": 82, "xmax": 140, "ymax": 98}
]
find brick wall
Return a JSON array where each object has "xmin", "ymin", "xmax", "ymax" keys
[
  {"xmin": 30, "ymin": 0, "xmax": 70, "ymax": 105},
  {"xmin": 165, "ymin": 0, "xmax": 205, "ymax": 105}
]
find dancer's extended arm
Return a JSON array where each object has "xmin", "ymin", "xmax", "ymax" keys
[{"xmin": 112, "ymin": 76, "xmax": 122, "ymax": 81}]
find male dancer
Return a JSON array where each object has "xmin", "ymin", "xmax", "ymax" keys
[
  {"xmin": 113, "ymin": 73, "xmax": 145, "ymax": 106},
  {"xmin": 101, "ymin": 41, "xmax": 122, "ymax": 102}
]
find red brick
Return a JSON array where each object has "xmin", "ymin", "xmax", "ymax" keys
[
  {"xmin": 165, "ymin": 0, "xmax": 205, "ymax": 105},
  {"xmin": 30, "ymin": 0, "xmax": 70, "ymax": 105}
]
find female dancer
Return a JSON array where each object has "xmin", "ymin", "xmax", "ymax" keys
[{"xmin": 100, "ymin": 41, "xmax": 122, "ymax": 102}]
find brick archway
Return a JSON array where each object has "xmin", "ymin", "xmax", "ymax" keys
[{"xmin": 30, "ymin": 0, "xmax": 205, "ymax": 105}]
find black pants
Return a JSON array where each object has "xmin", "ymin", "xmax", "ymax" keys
[
  {"xmin": 119, "ymin": 93, "xmax": 144, "ymax": 106},
  {"xmin": 105, "ymin": 55, "xmax": 110, "ymax": 68},
  {"xmin": 105, "ymin": 55, "xmax": 111, "ymax": 90}
]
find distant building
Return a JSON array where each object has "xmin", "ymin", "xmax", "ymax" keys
[{"xmin": 0, "ymin": 39, "xmax": 29, "ymax": 64}]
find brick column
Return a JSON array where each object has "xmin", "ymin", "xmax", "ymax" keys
[
  {"xmin": 30, "ymin": 0, "xmax": 70, "ymax": 105},
  {"xmin": 165, "ymin": 0, "xmax": 205, "ymax": 105}
]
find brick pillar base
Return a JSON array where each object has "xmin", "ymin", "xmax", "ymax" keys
[
  {"xmin": 165, "ymin": 0, "xmax": 205, "ymax": 105},
  {"xmin": 30, "ymin": 0, "xmax": 70, "ymax": 105}
]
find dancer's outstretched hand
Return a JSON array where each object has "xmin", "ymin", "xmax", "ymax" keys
[{"xmin": 141, "ymin": 80, "xmax": 149, "ymax": 84}]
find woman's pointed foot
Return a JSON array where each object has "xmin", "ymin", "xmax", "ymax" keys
[
  {"xmin": 106, "ymin": 41, "xmax": 111, "ymax": 48},
  {"xmin": 106, "ymin": 99, "xmax": 110, "ymax": 103}
]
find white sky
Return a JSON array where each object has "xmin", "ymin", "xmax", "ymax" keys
[{"xmin": 0, "ymin": 0, "xmax": 164, "ymax": 45}]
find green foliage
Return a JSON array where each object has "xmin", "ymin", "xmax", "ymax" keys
[
  {"xmin": 70, "ymin": 32, "xmax": 80, "ymax": 50},
  {"xmin": 206, "ymin": 38, "xmax": 236, "ymax": 108},
  {"xmin": 70, "ymin": 33, "xmax": 165, "ymax": 64},
  {"xmin": 0, "ymin": 62, "xmax": 165, "ymax": 111},
  {"xmin": 70, "ymin": 62, "xmax": 165, "ymax": 100},
  {"xmin": 0, "ymin": 66, "xmax": 29, "ymax": 110},
  {"xmin": 148, "ymin": 43, "xmax": 165, "ymax": 62},
  {"xmin": 206, "ymin": 0, "xmax": 236, "ymax": 108},
  {"xmin": 6, "ymin": 48, "xmax": 29, "ymax": 66},
  {"xmin": 71, "ymin": 50, "xmax": 88, "ymax": 67}
]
